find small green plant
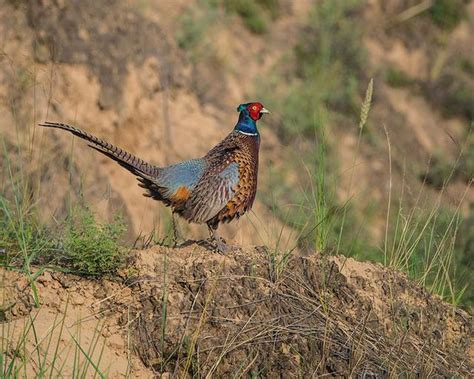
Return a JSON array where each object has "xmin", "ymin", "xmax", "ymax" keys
[
  {"xmin": 0, "ymin": 143, "xmax": 56, "ymax": 272},
  {"xmin": 385, "ymin": 67, "xmax": 415, "ymax": 88},
  {"xmin": 213, "ymin": 0, "xmax": 280, "ymax": 34},
  {"xmin": 225, "ymin": 0, "xmax": 267, "ymax": 33},
  {"xmin": 459, "ymin": 58, "xmax": 474, "ymax": 75},
  {"xmin": 422, "ymin": 129, "xmax": 473, "ymax": 188},
  {"xmin": 62, "ymin": 205, "xmax": 127, "ymax": 275},
  {"xmin": 421, "ymin": 151, "xmax": 456, "ymax": 189},
  {"xmin": 0, "ymin": 192, "xmax": 55, "ymax": 268},
  {"xmin": 177, "ymin": 5, "xmax": 218, "ymax": 53},
  {"xmin": 430, "ymin": 0, "xmax": 466, "ymax": 30},
  {"xmin": 425, "ymin": 67, "xmax": 473, "ymax": 120},
  {"xmin": 458, "ymin": 130, "xmax": 474, "ymax": 182}
]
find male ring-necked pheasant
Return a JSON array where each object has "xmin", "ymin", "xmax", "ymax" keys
[{"xmin": 40, "ymin": 102, "xmax": 269, "ymax": 251}]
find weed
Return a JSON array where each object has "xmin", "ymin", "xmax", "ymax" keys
[
  {"xmin": 61, "ymin": 205, "xmax": 127, "ymax": 275},
  {"xmin": 0, "ymin": 143, "xmax": 56, "ymax": 270},
  {"xmin": 422, "ymin": 129, "xmax": 474, "ymax": 188},
  {"xmin": 459, "ymin": 57, "xmax": 474, "ymax": 75},
  {"xmin": 430, "ymin": 0, "xmax": 466, "ymax": 30},
  {"xmin": 388, "ymin": 204, "xmax": 467, "ymax": 305},
  {"xmin": 385, "ymin": 67, "xmax": 416, "ymax": 88},
  {"xmin": 212, "ymin": 0, "xmax": 280, "ymax": 34},
  {"xmin": 177, "ymin": 5, "xmax": 218, "ymax": 53},
  {"xmin": 458, "ymin": 129, "xmax": 474, "ymax": 182},
  {"xmin": 428, "ymin": 70, "xmax": 474, "ymax": 119},
  {"xmin": 421, "ymin": 151, "xmax": 456, "ymax": 189},
  {"xmin": 0, "ymin": 191, "xmax": 55, "ymax": 268},
  {"xmin": 1, "ymin": 146, "xmax": 127, "ymax": 276}
]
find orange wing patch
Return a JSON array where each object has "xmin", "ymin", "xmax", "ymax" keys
[{"xmin": 172, "ymin": 186, "xmax": 191, "ymax": 202}]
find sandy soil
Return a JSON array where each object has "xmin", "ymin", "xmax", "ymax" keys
[{"xmin": 1, "ymin": 244, "xmax": 472, "ymax": 377}]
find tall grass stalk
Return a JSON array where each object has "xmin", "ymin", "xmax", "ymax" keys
[
  {"xmin": 383, "ymin": 124, "xmax": 393, "ymax": 266},
  {"xmin": 383, "ymin": 131, "xmax": 472, "ymax": 304},
  {"xmin": 160, "ymin": 249, "xmax": 169, "ymax": 373},
  {"xmin": 336, "ymin": 78, "xmax": 373, "ymax": 253},
  {"xmin": 313, "ymin": 120, "xmax": 331, "ymax": 252}
]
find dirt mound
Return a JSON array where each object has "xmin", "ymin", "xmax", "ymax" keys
[{"xmin": 1, "ymin": 245, "xmax": 472, "ymax": 377}]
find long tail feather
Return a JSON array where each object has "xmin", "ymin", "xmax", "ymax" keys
[{"xmin": 39, "ymin": 121, "xmax": 159, "ymax": 179}]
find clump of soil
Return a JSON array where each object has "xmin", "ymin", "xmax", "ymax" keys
[{"xmin": 1, "ymin": 245, "xmax": 472, "ymax": 377}]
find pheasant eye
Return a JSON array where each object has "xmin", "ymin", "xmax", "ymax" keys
[{"xmin": 252, "ymin": 106, "xmax": 257, "ymax": 111}]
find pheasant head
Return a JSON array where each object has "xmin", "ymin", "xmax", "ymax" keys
[{"xmin": 234, "ymin": 102, "xmax": 269, "ymax": 136}]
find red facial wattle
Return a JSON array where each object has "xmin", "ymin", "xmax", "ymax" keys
[{"xmin": 247, "ymin": 103, "xmax": 263, "ymax": 121}]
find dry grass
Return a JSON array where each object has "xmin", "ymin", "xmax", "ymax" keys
[{"xmin": 121, "ymin": 246, "xmax": 471, "ymax": 377}]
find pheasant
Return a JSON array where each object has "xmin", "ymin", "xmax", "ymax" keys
[{"xmin": 40, "ymin": 102, "xmax": 269, "ymax": 252}]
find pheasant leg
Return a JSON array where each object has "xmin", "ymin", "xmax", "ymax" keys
[
  {"xmin": 207, "ymin": 226, "xmax": 231, "ymax": 254},
  {"xmin": 171, "ymin": 213, "xmax": 184, "ymax": 246}
]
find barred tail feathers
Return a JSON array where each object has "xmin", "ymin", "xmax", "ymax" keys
[{"xmin": 39, "ymin": 121, "xmax": 159, "ymax": 179}]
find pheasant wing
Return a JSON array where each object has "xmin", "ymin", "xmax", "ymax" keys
[{"xmin": 184, "ymin": 162, "xmax": 240, "ymax": 224}]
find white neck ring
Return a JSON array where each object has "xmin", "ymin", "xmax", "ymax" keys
[{"xmin": 237, "ymin": 130, "xmax": 258, "ymax": 136}]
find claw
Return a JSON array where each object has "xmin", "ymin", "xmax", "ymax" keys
[
  {"xmin": 213, "ymin": 237, "xmax": 232, "ymax": 254},
  {"xmin": 206, "ymin": 225, "xmax": 233, "ymax": 253}
]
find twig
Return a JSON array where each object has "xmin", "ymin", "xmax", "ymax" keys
[{"xmin": 388, "ymin": 0, "xmax": 434, "ymax": 26}]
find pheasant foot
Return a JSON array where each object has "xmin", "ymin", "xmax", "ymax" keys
[{"xmin": 207, "ymin": 226, "xmax": 233, "ymax": 254}]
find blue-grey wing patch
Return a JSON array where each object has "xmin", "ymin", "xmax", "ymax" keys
[{"xmin": 158, "ymin": 159, "xmax": 206, "ymax": 199}]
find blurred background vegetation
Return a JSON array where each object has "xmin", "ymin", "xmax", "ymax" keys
[{"xmin": 0, "ymin": 0, "xmax": 472, "ymax": 309}]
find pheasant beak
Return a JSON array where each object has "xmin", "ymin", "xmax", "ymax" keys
[{"xmin": 260, "ymin": 107, "xmax": 270, "ymax": 114}]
